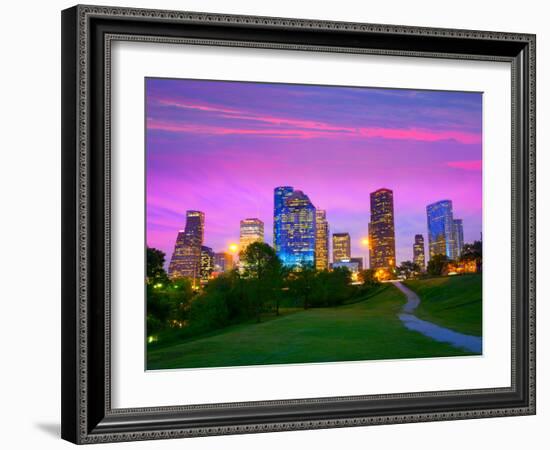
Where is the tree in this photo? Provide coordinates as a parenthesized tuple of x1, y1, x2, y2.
(290, 263, 317, 309)
(427, 254, 449, 276)
(461, 240, 482, 260)
(397, 261, 421, 279)
(167, 277, 194, 325)
(461, 240, 482, 272)
(240, 242, 283, 321)
(147, 247, 169, 284)
(322, 267, 352, 306)
(146, 276, 194, 333)
(358, 269, 378, 287)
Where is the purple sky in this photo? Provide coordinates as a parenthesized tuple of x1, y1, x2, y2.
(146, 78, 482, 267)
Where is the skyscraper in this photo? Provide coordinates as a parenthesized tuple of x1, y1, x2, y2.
(200, 246, 214, 283)
(369, 188, 396, 270)
(273, 186, 294, 252)
(315, 209, 329, 271)
(332, 233, 351, 263)
(453, 219, 464, 258)
(168, 210, 205, 283)
(426, 200, 458, 260)
(277, 190, 316, 268)
(239, 218, 264, 253)
(413, 234, 425, 270)
(214, 252, 233, 273)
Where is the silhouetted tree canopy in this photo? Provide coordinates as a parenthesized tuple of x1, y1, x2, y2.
(427, 254, 449, 276)
(147, 247, 168, 284)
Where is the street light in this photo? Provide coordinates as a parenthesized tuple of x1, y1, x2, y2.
(228, 243, 239, 267)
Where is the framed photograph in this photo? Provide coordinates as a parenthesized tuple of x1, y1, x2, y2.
(61, 5, 536, 444)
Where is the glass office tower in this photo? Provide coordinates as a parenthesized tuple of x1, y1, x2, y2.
(332, 233, 351, 263)
(168, 210, 205, 284)
(277, 190, 316, 268)
(315, 210, 329, 271)
(453, 218, 464, 258)
(200, 245, 214, 283)
(413, 234, 426, 270)
(368, 188, 396, 270)
(273, 186, 294, 252)
(426, 200, 458, 260)
(239, 218, 264, 253)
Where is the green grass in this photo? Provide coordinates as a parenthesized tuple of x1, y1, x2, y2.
(404, 274, 482, 337)
(147, 284, 472, 370)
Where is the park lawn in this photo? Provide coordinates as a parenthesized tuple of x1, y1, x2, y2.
(147, 284, 472, 370)
(404, 274, 482, 337)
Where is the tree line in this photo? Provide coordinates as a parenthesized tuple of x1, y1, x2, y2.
(147, 242, 380, 341)
(395, 240, 483, 279)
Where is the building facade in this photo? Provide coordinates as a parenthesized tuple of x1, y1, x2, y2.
(332, 259, 361, 274)
(368, 188, 396, 270)
(426, 200, 459, 260)
(350, 257, 364, 272)
(239, 218, 264, 254)
(332, 233, 351, 263)
(453, 218, 464, 258)
(413, 234, 425, 270)
(200, 246, 214, 283)
(168, 210, 205, 284)
(213, 252, 233, 273)
(277, 190, 316, 268)
(273, 186, 295, 252)
(315, 209, 329, 271)
(426, 200, 462, 260)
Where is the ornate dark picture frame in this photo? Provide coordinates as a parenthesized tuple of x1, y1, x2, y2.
(61, 4, 536, 444)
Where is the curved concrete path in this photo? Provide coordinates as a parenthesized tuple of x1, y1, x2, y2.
(391, 281, 482, 354)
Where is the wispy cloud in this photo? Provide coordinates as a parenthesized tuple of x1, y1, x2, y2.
(147, 118, 341, 139)
(446, 160, 482, 171)
(148, 113, 481, 144)
(157, 98, 350, 131)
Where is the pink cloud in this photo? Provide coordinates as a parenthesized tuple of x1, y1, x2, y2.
(148, 117, 481, 144)
(157, 99, 240, 115)
(153, 98, 481, 144)
(157, 98, 349, 132)
(446, 160, 483, 171)
(359, 128, 481, 145)
(146, 119, 341, 139)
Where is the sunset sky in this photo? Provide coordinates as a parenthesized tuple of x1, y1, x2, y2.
(146, 78, 482, 267)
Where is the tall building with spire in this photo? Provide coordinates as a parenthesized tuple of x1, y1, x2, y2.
(427, 200, 461, 260)
(277, 189, 316, 268)
(273, 186, 294, 252)
(315, 210, 329, 271)
(239, 218, 264, 253)
(369, 188, 396, 270)
(168, 210, 205, 284)
(413, 234, 425, 270)
(332, 233, 351, 263)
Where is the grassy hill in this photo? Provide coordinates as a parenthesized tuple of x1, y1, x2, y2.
(147, 284, 472, 370)
(404, 274, 482, 337)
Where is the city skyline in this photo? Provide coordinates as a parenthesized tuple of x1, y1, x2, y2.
(147, 78, 482, 266)
(165, 189, 472, 276)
